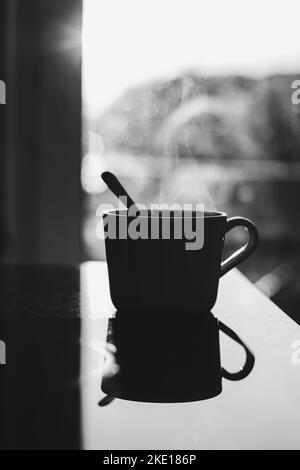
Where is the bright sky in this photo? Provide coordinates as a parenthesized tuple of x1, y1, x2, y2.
(82, 0, 300, 118)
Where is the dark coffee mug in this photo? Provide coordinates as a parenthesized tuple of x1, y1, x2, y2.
(100, 312, 255, 404)
(103, 210, 258, 314)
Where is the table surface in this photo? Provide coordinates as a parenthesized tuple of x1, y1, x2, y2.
(0, 262, 300, 450)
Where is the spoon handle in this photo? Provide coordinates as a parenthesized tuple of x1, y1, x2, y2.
(101, 172, 136, 208)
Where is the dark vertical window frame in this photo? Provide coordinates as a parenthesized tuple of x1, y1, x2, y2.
(2, 0, 82, 264)
(14, 0, 42, 263)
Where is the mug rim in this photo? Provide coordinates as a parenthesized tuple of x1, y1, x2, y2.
(103, 209, 227, 219)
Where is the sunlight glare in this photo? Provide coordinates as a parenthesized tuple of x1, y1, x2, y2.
(82, 0, 300, 118)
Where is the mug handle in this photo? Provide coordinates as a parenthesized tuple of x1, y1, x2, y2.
(221, 217, 258, 277)
(219, 321, 255, 381)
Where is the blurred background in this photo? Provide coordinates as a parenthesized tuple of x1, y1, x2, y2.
(1, 0, 300, 322)
(2, 1, 299, 451)
(81, 0, 300, 322)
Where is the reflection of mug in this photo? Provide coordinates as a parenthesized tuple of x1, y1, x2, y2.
(104, 210, 258, 314)
(101, 313, 255, 403)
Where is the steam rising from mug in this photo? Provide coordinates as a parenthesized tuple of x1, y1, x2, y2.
(156, 165, 216, 212)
